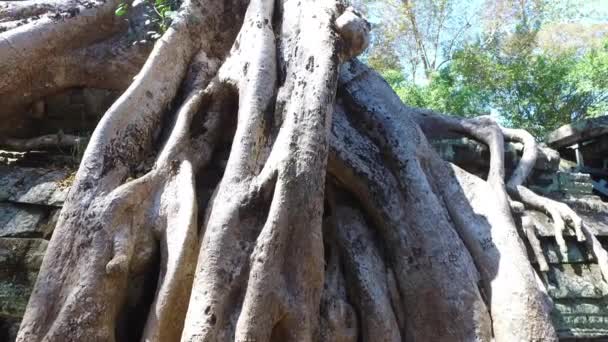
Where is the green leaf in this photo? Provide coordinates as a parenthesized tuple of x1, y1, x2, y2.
(115, 3, 128, 16)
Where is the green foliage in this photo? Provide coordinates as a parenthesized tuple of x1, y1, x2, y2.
(452, 40, 608, 137)
(153, 0, 179, 33)
(115, 3, 129, 17)
(379, 66, 491, 118)
(115, 0, 180, 35)
(357, 0, 477, 83)
(377, 38, 608, 138)
(368, 0, 608, 139)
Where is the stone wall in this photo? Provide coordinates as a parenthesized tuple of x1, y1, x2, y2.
(434, 138, 608, 339)
(0, 162, 73, 341)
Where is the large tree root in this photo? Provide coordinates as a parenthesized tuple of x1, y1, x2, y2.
(329, 200, 401, 342)
(404, 64, 608, 333)
(3, 0, 592, 341)
(503, 128, 608, 278)
(0, 0, 151, 137)
(411, 98, 608, 280)
(15, 0, 245, 340)
(333, 61, 555, 341)
(329, 103, 492, 341)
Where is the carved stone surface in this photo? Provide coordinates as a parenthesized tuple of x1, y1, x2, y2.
(548, 263, 608, 338)
(523, 168, 608, 338)
(0, 87, 111, 341)
(546, 116, 608, 201)
(558, 173, 595, 195)
(0, 238, 48, 342)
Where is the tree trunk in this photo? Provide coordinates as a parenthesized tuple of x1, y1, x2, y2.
(1, 0, 596, 340)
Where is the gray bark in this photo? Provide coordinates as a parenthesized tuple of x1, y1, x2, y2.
(0, 0, 599, 341)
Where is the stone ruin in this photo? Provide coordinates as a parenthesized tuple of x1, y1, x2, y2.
(433, 115, 608, 340)
(546, 116, 608, 199)
(0, 89, 607, 340)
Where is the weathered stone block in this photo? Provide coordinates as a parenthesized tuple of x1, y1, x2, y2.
(527, 196, 608, 237)
(0, 203, 56, 238)
(547, 263, 608, 300)
(0, 166, 70, 206)
(552, 298, 608, 339)
(546, 116, 608, 149)
(432, 138, 560, 179)
(541, 240, 608, 339)
(529, 210, 580, 237)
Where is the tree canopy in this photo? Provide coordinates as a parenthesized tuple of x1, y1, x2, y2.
(359, 0, 608, 137)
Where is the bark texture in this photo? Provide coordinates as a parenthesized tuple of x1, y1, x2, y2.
(0, 0, 603, 341)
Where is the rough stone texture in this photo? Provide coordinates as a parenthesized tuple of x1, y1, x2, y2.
(0, 203, 57, 238)
(433, 138, 562, 195)
(0, 238, 48, 342)
(546, 116, 608, 200)
(530, 207, 608, 238)
(0, 166, 71, 206)
(0, 154, 74, 341)
(525, 174, 608, 338)
(0, 239, 48, 315)
(547, 261, 608, 338)
(527, 167, 608, 339)
(0, 83, 120, 341)
(557, 173, 595, 196)
(525, 203, 608, 339)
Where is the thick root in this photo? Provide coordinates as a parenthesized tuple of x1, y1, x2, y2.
(522, 215, 550, 272)
(499, 126, 608, 281)
(183, 1, 347, 341)
(10, 0, 592, 340)
(336, 60, 557, 341)
(403, 64, 608, 334)
(318, 224, 358, 342)
(16, 0, 237, 339)
(329, 104, 491, 340)
(0, 0, 132, 119)
(330, 202, 402, 342)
